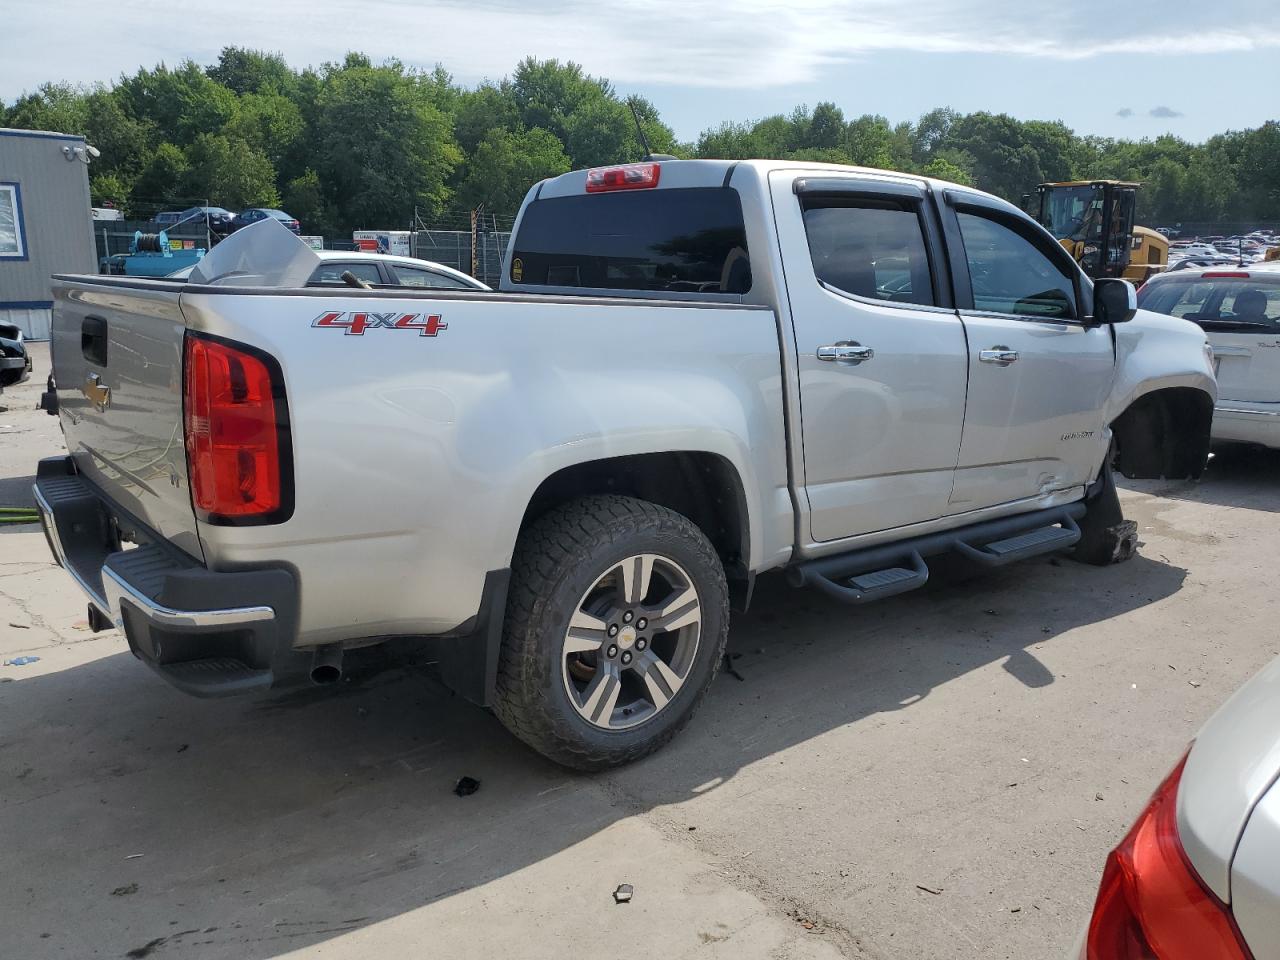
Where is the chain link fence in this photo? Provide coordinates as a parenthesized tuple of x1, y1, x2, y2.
(410, 229, 511, 287)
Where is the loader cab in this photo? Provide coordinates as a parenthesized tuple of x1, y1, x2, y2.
(1036, 181, 1143, 281)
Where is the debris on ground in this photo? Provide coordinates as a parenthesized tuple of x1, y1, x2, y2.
(1095, 792, 1104, 801)
(613, 883, 633, 904)
(1010, 906, 1022, 913)
(111, 883, 139, 896)
(453, 776, 481, 797)
(8, 622, 29, 629)
(176, 744, 189, 754)
(916, 884, 943, 895)
(125, 854, 144, 860)
(722, 652, 745, 682)
(3, 655, 40, 666)
(1189, 680, 1202, 688)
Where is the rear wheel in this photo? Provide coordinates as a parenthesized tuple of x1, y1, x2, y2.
(494, 496, 729, 770)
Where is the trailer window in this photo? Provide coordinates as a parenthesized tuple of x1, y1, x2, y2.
(0, 183, 26, 259)
(510, 188, 751, 294)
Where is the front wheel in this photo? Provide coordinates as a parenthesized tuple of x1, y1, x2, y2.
(493, 496, 729, 770)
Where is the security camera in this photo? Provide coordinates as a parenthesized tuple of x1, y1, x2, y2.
(85, 144, 101, 159)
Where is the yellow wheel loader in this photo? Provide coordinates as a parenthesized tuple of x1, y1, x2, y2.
(1034, 181, 1168, 284)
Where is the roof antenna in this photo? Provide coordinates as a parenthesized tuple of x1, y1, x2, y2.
(629, 99, 676, 162)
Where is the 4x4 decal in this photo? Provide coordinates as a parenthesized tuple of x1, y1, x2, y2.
(311, 311, 447, 337)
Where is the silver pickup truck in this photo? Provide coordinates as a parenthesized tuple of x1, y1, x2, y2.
(35, 159, 1216, 769)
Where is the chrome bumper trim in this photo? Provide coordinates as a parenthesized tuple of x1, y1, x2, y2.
(34, 482, 276, 632)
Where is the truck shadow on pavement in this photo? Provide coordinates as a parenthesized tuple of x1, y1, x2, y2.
(0, 550, 1185, 960)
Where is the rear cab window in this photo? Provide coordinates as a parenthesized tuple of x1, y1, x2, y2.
(508, 187, 751, 295)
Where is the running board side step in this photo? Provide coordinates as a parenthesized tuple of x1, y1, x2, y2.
(788, 503, 1086, 606)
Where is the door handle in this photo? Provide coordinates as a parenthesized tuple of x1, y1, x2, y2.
(979, 346, 1019, 365)
(817, 341, 874, 365)
(82, 315, 108, 366)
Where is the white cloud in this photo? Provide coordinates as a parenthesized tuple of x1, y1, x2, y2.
(4, 0, 1279, 96)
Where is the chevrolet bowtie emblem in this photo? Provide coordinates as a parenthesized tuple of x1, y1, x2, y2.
(82, 372, 111, 412)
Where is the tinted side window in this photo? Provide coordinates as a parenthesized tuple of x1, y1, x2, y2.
(510, 188, 750, 294)
(390, 265, 474, 289)
(957, 211, 1077, 320)
(801, 198, 935, 307)
(309, 262, 382, 285)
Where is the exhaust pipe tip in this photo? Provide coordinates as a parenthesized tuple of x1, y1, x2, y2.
(310, 643, 344, 685)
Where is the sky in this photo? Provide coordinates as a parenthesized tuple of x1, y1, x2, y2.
(4, 0, 1279, 143)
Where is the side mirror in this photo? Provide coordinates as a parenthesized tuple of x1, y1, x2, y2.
(1093, 277, 1137, 324)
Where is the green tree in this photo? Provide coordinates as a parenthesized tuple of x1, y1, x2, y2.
(4, 82, 89, 133)
(457, 127, 571, 213)
(223, 90, 304, 168)
(183, 134, 279, 209)
(314, 57, 460, 231)
(453, 82, 522, 155)
(116, 61, 239, 147)
(947, 112, 1045, 200)
(696, 121, 760, 159)
(130, 142, 191, 210)
(206, 47, 296, 96)
(845, 115, 897, 169)
(83, 87, 155, 186)
(282, 168, 331, 234)
(923, 155, 974, 186)
(89, 173, 133, 213)
(806, 102, 846, 150)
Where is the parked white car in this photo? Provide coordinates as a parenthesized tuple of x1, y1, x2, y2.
(1078, 653, 1280, 958)
(1170, 242, 1223, 259)
(1139, 264, 1280, 448)
(168, 250, 489, 290)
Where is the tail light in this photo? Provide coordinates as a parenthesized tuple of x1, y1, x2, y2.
(1085, 751, 1253, 959)
(585, 162, 661, 193)
(183, 333, 292, 524)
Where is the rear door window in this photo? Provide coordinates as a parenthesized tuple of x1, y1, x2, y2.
(510, 188, 751, 294)
(801, 197, 936, 307)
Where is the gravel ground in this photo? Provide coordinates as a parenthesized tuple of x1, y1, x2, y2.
(2, 342, 1276, 959)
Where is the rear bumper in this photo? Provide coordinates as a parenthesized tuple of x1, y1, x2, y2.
(0, 350, 30, 385)
(34, 456, 304, 697)
(1212, 401, 1280, 449)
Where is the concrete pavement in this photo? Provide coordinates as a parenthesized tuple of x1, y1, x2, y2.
(2, 342, 1277, 959)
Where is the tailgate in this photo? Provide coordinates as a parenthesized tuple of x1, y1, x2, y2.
(50, 278, 202, 560)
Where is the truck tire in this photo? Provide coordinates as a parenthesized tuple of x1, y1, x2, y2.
(494, 495, 730, 770)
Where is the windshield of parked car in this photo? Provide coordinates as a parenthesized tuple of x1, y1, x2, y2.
(1139, 277, 1280, 331)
